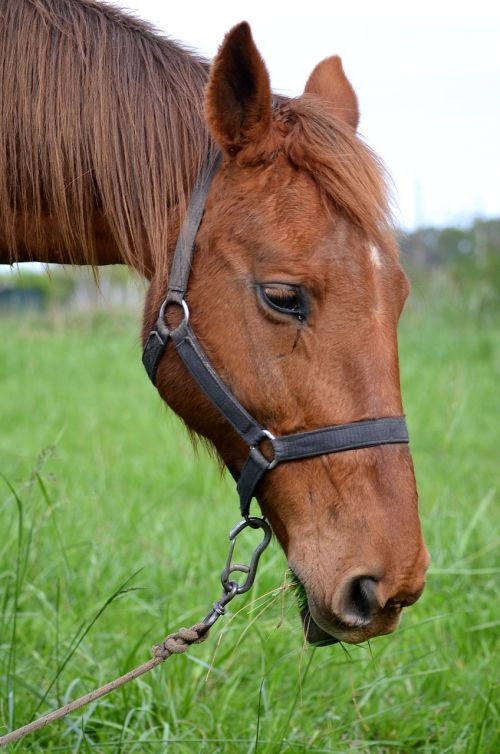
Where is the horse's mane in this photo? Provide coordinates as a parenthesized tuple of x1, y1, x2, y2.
(0, 0, 211, 274)
(0, 0, 392, 277)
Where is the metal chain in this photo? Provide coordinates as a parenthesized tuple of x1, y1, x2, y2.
(0, 517, 271, 748)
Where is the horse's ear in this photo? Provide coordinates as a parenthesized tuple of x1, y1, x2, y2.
(304, 56, 359, 129)
(206, 22, 272, 155)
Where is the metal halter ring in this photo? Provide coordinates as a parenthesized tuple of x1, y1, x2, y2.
(158, 298, 190, 331)
(261, 429, 278, 470)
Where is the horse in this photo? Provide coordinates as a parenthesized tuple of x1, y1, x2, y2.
(0, 0, 429, 645)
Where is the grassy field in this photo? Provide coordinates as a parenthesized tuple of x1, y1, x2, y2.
(0, 276, 498, 753)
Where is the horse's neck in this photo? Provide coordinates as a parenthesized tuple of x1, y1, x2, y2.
(0, 0, 209, 278)
(0, 209, 168, 278)
(1, 159, 196, 280)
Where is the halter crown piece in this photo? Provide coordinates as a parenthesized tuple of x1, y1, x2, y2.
(142, 155, 410, 519)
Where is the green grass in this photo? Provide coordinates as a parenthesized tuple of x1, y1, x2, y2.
(0, 280, 498, 753)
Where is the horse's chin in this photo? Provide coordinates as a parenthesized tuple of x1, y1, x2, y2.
(300, 606, 339, 646)
(288, 570, 339, 646)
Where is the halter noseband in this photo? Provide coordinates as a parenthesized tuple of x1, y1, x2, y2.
(142, 156, 409, 519)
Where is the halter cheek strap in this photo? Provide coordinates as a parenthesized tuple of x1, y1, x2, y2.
(142, 155, 409, 519)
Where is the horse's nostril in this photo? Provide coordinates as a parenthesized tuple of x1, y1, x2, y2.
(339, 576, 381, 626)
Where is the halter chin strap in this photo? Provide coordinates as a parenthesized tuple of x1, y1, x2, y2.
(142, 155, 409, 519)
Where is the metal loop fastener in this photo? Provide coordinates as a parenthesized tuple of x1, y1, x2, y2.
(220, 516, 272, 594)
(202, 517, 271, 629)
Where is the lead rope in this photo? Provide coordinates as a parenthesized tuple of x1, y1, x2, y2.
(0, 630, 205, 747)
(0, 517, 271, 748)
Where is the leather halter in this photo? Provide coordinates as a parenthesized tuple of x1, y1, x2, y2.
(142, 155, 409, 519)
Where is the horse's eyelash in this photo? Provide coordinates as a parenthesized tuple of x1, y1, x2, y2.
(263, 287, 298, 302)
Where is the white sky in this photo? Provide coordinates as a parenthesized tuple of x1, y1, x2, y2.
(106, 0, 500, 229)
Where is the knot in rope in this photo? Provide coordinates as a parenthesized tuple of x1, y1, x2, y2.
(152, 622, 209, 659)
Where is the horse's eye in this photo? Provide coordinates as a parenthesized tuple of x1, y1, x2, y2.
(259, 284, 308, 322)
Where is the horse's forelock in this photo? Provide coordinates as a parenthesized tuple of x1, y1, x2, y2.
(279, 97, 394, 252)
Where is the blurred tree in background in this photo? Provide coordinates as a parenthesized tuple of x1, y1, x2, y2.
(400, 217, 500, 314)
(0, 265, 142, 312)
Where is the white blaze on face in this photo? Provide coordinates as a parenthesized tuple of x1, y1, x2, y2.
(370, 243, 383, 269)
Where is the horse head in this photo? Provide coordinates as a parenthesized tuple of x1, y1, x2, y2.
(144, 22, 429, 644)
